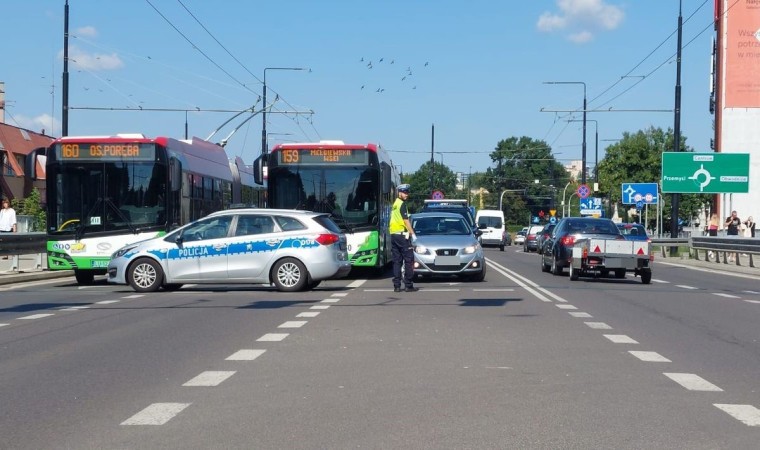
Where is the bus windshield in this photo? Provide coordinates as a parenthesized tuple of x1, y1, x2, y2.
(48, 160, 167, 236)
(268, 166, 378, 229)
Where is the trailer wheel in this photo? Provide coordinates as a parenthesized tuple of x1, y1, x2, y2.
(569, 263, 579, 281)
(640, 269, 652, 284)
(614, 269, 626, 279)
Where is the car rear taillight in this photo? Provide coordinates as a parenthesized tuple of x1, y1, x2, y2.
(527, 234, 535, 240)
(315, 234, 340, 245)
(560, 235, 575, 246)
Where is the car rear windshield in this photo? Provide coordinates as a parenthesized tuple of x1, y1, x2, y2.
(312, 215, 342, 233)
(566, 219, 619, 235)
(478, 216, 502, 228)
(618, 224, 647, 236)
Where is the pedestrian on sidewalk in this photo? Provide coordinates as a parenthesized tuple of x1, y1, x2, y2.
(725, 210, 741, 262)
(0, 197, 17, 259)
(743, 216, 756, 238)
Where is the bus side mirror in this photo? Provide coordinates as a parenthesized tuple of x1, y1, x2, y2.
(253, 155, 265, 185)
(381, 163, 392, 194)
(25, 147, 47, 180)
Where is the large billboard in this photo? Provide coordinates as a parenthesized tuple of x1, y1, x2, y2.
(724, 0, 760, 107)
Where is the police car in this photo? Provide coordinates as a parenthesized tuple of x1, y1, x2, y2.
(107, 208, 351, 292)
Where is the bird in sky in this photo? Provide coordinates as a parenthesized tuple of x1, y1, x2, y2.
(379, 58, 384, 62)
(425, 61, 429, 66)
(361, 85, 365, 90)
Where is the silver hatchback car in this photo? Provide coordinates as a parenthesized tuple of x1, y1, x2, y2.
(107, 208, 351, 292)
(410, 212, 486, 281)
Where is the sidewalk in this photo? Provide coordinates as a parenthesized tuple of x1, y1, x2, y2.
(0, 253, 74, 286)
(655, 252, 760, 277)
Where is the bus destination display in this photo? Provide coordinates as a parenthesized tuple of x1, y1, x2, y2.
(277, 148, 369, 165)
(56, 143, 156, 161)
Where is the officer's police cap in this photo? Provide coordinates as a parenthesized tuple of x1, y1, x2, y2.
(397, 184, 411, 193)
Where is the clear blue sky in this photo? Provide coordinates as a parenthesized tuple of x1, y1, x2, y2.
(3, 0, 715, 178)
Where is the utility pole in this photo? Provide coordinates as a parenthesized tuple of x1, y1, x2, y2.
(670, 0, 683, 255)
(429, 124, 435, 197)
(62, 0, 69, 137)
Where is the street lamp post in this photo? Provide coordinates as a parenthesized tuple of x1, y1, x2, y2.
(567, 119, 598, 183)
(561, 180, 574, 217)
(544, 81, 587, 185)
(262, 67, 306, 155)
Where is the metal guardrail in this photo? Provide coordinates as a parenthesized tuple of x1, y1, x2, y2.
(689, 236, 760, 268)
(0, 232, 47, 256)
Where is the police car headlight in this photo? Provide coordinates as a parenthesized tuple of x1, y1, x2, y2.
(112, 246, 137, 259)
(414, 245, 431, 255)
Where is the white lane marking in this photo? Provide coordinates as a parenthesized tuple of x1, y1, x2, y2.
(713, 404, 760, 426)
(279, 321, 307, 329)
(18, 313, 55, 320)
(297, 312, 320, 318)
(331, 293, 348, 297)
(59, 307, 84, 312)
(604, 334, 639, 344)
(629, 351, 670, 362)
(676, 285, 699, 290)
(569, 312, 593, 318)
(0, 323, 8, 328)
(651, 279, 669, 284)
(744, 300, 760, 304)
(664, 373, 723, 391)
(556, 304, 578, 310)
(321, 298, 341, 303)
(96, 300, 120, 304)
(122, 294, 143, 299)
(486, 259, 566, 302)
(743, 290, 760, 295)
(423, 289, 460, 292)
(68, 306, 91, 310)
(713, 293, 740, 298)
(585, 322, 612, 330)
(183, 371, 236, 387)
(121, 403, 190, 425)
(346, 279, 367, 288)
(226, 349, 266, 361)
(659, 261, 760, 281)
(473, 288, 515, 292)
(363, 289, 395, 292)
(310, 305, 331, 310)
(257, 333, 289, 342)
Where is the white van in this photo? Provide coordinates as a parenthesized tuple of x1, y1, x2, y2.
(475, 209, 508, 251)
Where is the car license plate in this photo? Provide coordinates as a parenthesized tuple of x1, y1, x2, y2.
(91, 260, 109, 268)
(434, 256, 459, 266)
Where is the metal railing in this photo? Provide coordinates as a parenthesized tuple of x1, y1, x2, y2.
(0, 233, 47, 271)
(689, 236, 760, 268)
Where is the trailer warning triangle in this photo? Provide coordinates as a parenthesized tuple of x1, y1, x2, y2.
(637, 247, 645, 255)
(594, 245, 602, 253)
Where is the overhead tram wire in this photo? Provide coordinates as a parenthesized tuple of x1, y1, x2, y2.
(175, 0, 320, 142)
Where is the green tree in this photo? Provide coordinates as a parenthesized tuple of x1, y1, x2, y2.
(597, 126, 710, 231)
(403, 161, 458, 212)
(9, 188, 46, 232)
(484, 136, 569, 225)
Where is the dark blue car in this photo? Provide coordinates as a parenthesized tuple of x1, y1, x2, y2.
(616, 223, 649, 241)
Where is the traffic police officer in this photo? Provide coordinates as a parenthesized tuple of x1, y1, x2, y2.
(389, 184, 418, 292)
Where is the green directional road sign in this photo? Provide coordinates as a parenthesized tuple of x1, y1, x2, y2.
(661, 152, 750, 193)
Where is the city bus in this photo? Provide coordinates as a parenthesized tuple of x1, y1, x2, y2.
(254, 141, 399, 270)
(43, 134, 262, 284)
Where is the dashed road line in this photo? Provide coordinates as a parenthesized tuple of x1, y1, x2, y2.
(556, 304, 578, 310)
(569, 312, 593, 318)
(473, 288, 515, 292)
(278, 321, 307, 329)
(321, 298, 341, 303)
(257, 333, 289, 342)
(183, 371, 236, 387)
(226, 349, 266, 361)
(121, 403, 191, 426)
(297, 311, 320, 318)
(331, 293, 348, 297)
(59, 306, 90, 311)
(628, 351, 670, 362)
(17, 313, 55, 320)
(744, 300, 760, 304)
(651, 279, 669, 284)
(713, 293, 740, 299)
(604, 334, 639, 344)
(310, 305, 331, 310)
(585, 322, 612, 329)
(96, 300, 120, 304)
(714, 404, 760, 426)
(346, 280, 367, 288)
(743, 290, 760, 295)
(122, 294, 143, 299)
(676, 285, 699, 290)
(664, 373, 722, 391)
(0, 323, 8, 328)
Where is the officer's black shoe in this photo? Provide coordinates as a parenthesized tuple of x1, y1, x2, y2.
(394, 287, 403, 292)
(404, 286, 419, 292)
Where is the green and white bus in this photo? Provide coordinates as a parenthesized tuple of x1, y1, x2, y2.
(43, 134, 262, 284)
(254, 141, 399, 270)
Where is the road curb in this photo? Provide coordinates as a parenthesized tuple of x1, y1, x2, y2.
(0, 270, 74, 286)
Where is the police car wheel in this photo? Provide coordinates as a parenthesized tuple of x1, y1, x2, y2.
(128, 258, 163, 293)
(272, 258, 308, 292)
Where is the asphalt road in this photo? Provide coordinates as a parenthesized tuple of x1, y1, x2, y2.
(1, 248, 759, 449)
